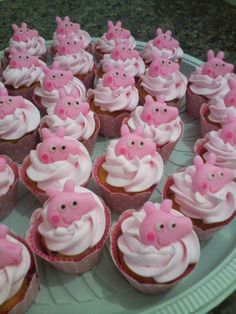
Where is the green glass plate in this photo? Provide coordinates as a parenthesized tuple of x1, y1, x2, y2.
(2, 41, 236, 314)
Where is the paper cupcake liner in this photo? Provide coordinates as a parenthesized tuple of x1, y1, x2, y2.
(26, 206, 111, 274)
(32, 94, 48, 117)
(194, 138, 207, 157)
(199, 102, 220, 137)
(110, 210, 194, 294)
(6, 83, 40, 104)
(80, 114, 100, 155)
(91, 43, 105, 64)
(185, 84, 208, 119)
(0, 127, 40, 163)
(0, 155, 19, 220)
(139, 93, 182, 108)
(75, 64, 96, 90)
(93, 155, 157, 214)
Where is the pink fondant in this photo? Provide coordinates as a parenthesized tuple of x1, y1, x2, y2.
(148, 55, 180, 77)
(199, 102, 220, 137)
(11, 22, 38, 42)
(56, 16, 81, 36)
(106, 21, 131, 40)
(153, 28, 179, 50)
(102, 63, 135, 90)
(224, 78, 236, 107)
(220, 114, 236, 145)
(0, 87, 25, 119)
(57, 34, 84, 56)
(111, 39, 139, 61)
(9, 47, 40, 69)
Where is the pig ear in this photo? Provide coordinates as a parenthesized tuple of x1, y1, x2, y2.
(46, 187, 58, 198)
(0, 224, 8, 238)
(0, 87, 8, 97)
(228, 78, 236, 89)
(11, 24, 18, 31)
(158, 95, 166, 103)
(21, 22, 27, 29)
(41, 128, 52, 139)
(0, 157, 7, 172)
(145, 95, 154, 105)
(143, 201, 156, 215)
(216, 51, 224, 60)
(107, 20, 114, 28)
(64, 179, 75, 192)
(207, 50, 215, 60)
(134, 127, 143, 136)
(226, 114, 236, 124)
(116, 21, 122, 27)
(51, 61, 60, 69)
(58, 87, 67, 98)
(114, 38, 122, 46)
(20, 47, 28, 53)
(166, 30, 172, 36)
(156, 28, 162, 35)
(120, 124, 130, 136)
(103, 62, 114, 72)
(56, 16, 62, 24)
(9, 47, 18, 56)
(207, 152, 216, 165)
(69, 87, 79, 98)
(194, 155, 204, 169)
(55, 127, 65, 137)
(57, 34, 64, 42)
(160, 199, 172, 213)
(64, 16, 70, 22)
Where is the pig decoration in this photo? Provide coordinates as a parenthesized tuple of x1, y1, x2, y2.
(148, 55, 180, 77)
(224, 78, 236, 108)
(220, 115, 236, 146)
(106, 21, 131, 41)
(9, 47, 40, 69)
(57, 34, 84, 56)
(11, 22, 38, 42)
(153, 28, 179, 50)
(0, 87, 25, 119)
(111, 39, 139, 61)
(55, 16, 81, 36)
(102, 64, 135, 90)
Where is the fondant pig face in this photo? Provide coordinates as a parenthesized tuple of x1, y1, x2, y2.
(224, 78, 236, 108)
(106, 21, 131, 40)
(46, 180, 95, 228)
(54, 87, 89, 120)
(148, 56, 179, 77)
(56, 16, 80, 36)
(57, 35, 84, 55)
(111, 39, 139, 61)
(38, 128, 80, 163)
(141, 95, 178, 126)
(220, 115, 236, 146)
(153, 28, 179, 50)
(139, 200, 192, 249)
(0, 224, 23, 269)
(202, 50, 234, 79)
(115, 125, 156, 160)
(11, 22, 38, 42)
(0, 87, 25, 119)
(103, 63, 135, 90)
(9, 47, 40, 69)
(192, 153, 234, 195)
(42, 62, 73, 92)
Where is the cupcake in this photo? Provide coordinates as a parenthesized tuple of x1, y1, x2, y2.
(50, 16, 92, 57)
(0, 155, 18, 220)
(93, 21, 136, 64)
(27, 179, 110, 274)
(0, 87, 40, 162)
(123, 95, 183, 163)
(20, 127, 92, 204)
(33, 61, 86, 116)
(93, 125, 164, 213)
(88, 63, 139, 137)
(2, 47, 45, 102)
(186, 50, 235, 118)
(200, 77, 236, 136)
(163, 153, 236, 240)
(195, 115, 236, 177)
(97, 39, 145, 79)
(0, 224, 38, 313)
(40, 87, 100, 155)
(110, 200, 200, 294)
(1, 22, 47, 69)
(140, 28, 183, 66)
(53, 34, 96, 90)
(137, 55, 187, 107)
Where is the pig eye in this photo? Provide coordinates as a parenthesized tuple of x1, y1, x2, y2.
(121, 46, 125, 51)
(208, 173, 215, 180)
(0, 101, 3, 105)
(75, 101, 80, 106)
(114, 71, 119, 77)
(169, 223, 176, 230)
(215, 63, 218, 67)
(59, 204, 66, 211)
(25, 55, 29, 59)
(73, 41, 77, 45)
(66, 41, 70, 45)
(163, 108, 167, 113)
(67, 101, 71, 106)
(153, 107, 159, 113)
(8, 98, 12, 102)
(19, 30, 23, 33)
(26, 29, 29, 32)
(51, 74, 56, 79)
(60, 73, 64, 77)
(128, 48, 131, 51)
(65, 23, 68, 27)
(169, 37, 173, 40)
(18, 55, 22, 59)
(163, 35, 167, 39)
(114, 28, 118, 32)
(50, 145, 57, 152)
(128, 140, 135, 147)
(71, 201, 78, 208)
(160, 60, 165, 65)
(156, 223, 164, 232)
(120, 28, 123, 32)
(122, 73, 127, 78)
(222, 63, 225, 67)
(168, 61, 172, 65)
(220, 172, 224, 177)
(70, 23, 73, 26)
(60, 145, 66, 151)
(138, 141, 144, 148)
(80, 36, 83, 40)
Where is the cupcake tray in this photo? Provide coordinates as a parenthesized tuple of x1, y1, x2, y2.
(2, 40, 236, 314)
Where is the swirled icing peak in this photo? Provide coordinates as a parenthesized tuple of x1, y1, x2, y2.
(42, 61, 73, 92)
(192, 153, 234, 195)
(111, 39, 139, 61)
(219, 114, 236, 145)
(148, 55, 180, 77)
(38, 127, 82, 163)
(153, 28, 179, 50)
(106, 20, 131, 40)
(115, 125, 156, 160)
(9, 47, 40, 69)
(103, 63, 135, 90)
(0, 87, 26, 119)
(141, 95, 178, 126)
(55, 16, 81, 36)
(140, 200, 193, 249)
(57, 34, 84, 55)
(201, 50, 234, 79)
(46, 179, 96, 228)
(0, 157, 7, 172)
(11, 22, 38, 42)
(0, 225, 23, 269)
(54, 87, 89, 120)
(224, 78, 236, 107)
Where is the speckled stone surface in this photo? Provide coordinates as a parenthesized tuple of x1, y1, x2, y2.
(0, 0, 236, 313)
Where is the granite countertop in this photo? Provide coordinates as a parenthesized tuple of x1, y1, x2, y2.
(0, 0, 236, 313)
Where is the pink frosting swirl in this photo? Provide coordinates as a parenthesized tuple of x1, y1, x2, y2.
(26, 138, 92, 191)
(118, 205, 200, 283)
(102, 140, 163, 192)
(170, 165, 236, 224)
(95, 34, 136, 54)
(208, 98, 236, 123)
(38, 186, 106, 256)
(0, 235, 30, 306)
(140, 70, 187, 101)
(0, 99, 40, 140)
(8, 36, 46, 57)
(88, 79, 139, 112)
(52, 30, 91, 50)
(127, 106, 182, 145)
(0, 164, 14, 197)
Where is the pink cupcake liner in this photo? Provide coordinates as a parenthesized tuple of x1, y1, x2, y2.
(80, 114, 100, 155)
(6, 83, 40, 104)
(138, 90, 182, 108)
(194, 137, 207, 157)
(200, 102, 220, 137)
(26, 206, 111, 274)
(0, 127, 40, 163)
(0, 155, 19, 220)
(185, 84, 208, 119)
(32, 94, 48, 117)
(76, 64, 96, 90)
(110, 210, 195, 294)
(93, 155, 157, 214)
(91, 43, 104, 64)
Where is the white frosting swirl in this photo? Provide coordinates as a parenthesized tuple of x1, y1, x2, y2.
(118, 206, 200, 283)
(95, 34, 136, 54)
(140, 70, 187, 101)
(0, 99, 40, 140)
(170, 165, 236, 224)
(208, 98, 236, 124)
(8, 36, 47, 57)
(0, 164, 15, 197)
(38, 186, 106, 256)
(102, 140, 164, 192)
(0, 235, 30, 306)
(88, 79, 139, 112)
(52, 30, 91, 50)
(127, 106, 182, 145)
